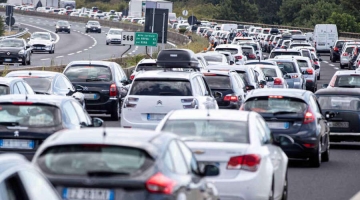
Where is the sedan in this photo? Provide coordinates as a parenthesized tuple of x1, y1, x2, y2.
(85, 20, 101, 33)
(27, 32, 55, 54)
(0, 77, 35, 95)
(258, 65, 290, 88)
(55, 20, 71, 33)
(0, 38, 31, 65)
(32, 128, 219, 200)
(242, 88, 330, 167)
(197, 52, 228, 65)
(156, 109, 289, 200)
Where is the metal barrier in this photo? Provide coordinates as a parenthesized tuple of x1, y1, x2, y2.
(0, 27, 28, 39)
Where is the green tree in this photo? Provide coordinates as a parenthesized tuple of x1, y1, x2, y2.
(340, 0, 360, 20)
(255, 0, 282, 24)
(327, 12, 360, 32)
(216, 0, 258, 22)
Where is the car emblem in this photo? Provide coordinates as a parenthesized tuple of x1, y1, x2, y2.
(157, 100, 162, 105)
(83, 86, 88, 91)
(14, 131, 19, 137)
(6, 52, 10, 55)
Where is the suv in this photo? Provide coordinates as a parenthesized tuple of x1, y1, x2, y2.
(85, 20, 101, 33)
(330, 40, 354, 62)
(121, 49, 218, 130)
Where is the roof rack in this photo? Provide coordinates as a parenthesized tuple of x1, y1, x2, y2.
(156, 49, 201, 71)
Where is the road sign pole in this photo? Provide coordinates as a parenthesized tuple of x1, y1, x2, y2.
(162, 13, 165, 50)
(150, 7, 155, 56)
(8, 16, 11, 33)
(191, 12, 193, 27)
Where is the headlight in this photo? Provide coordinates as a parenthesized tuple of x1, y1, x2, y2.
(18, 50, 25, 54)
(56, 25, 59, 28)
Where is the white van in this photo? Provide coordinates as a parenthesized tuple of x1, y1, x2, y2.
(312, 24, 338, 52)
(220, 24, 237, 32)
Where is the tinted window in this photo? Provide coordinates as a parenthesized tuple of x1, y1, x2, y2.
(297, 60, 309, 68)
(64, 65, 113, 82)
(261, 68, 277, 77)
(243, 96, 307, 113)
(0, 173, 28, 200)
(318, 95, 360, 111)
(130, 79, 192, 96)
(336, 41, 345, 48)
(136, 63, 158, 71)
(242, 47, 254, 54)
(334, 75, 360, 87)
(168, 140, 188, 174)
(270, 51, 301, 58)
(204, 75, 231, 89)
(346, 47, 354, 53)
(23, 78, 52, 93)
(19, 170, 60, 199)
(177, 141, 199, 174)
(276, 62, 297, 73)
(203, 55, 224, 62)
(0, 85, 9, 95)
(37, 145, 153, 175)
(0, 39, 24, 47)
(239, 43, 258, 51)
(215, 48, 238, 54)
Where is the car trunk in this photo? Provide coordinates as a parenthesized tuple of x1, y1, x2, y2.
(212, 89, 234, 106)
(73, 82, 113, 104)
(260, 112, 305, 134)
(322, 110, 360, 132)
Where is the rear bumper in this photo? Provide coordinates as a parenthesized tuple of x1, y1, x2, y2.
(86, 98, 118, 114)
(86, 28, 101, 32)
(278, 135, 318, 159)
(218, 102, 241, 110)
(332, 51, 340, 60)
(330, 132, 360, 142)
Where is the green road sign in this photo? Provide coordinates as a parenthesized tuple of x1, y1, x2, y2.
(135, 32, 158, 47)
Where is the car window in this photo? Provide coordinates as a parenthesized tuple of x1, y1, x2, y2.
(64, 65, 113, 82)
(164, 150, 175, 172)
(276, 62, 297, 73)
(130, 79, 192, 96)
(0, 85, 10, 95)
(13, 84, 20, 94)
(71, 101, 91, 125)
(115, 64, 127, 81)
(62, 75, 75, 91)
(168, 140, 188, 174)
(15, 82, 27, 94)
(63, 101, 80, 125)
(54, 76, 66, 90)
(0, 173, 28, 200)
(244, 96, 308, 113)
(196, 76, 208, 96)
(270, 51, 301, 58)
(204, 75, 231, 89)
(23, 82, 34, 94)
(177, 140, 200, 175)
(22, 77, 52, 93)
(297, 60, 310, 68)
(19, 170, 59, 200)
(237, 71, 250, 85)
(335, 75, 360, 87)
(262, 68, 277, 77)
(234, 74, 245, 88)
(257, 116, 271, 144)
(191, 77, 202, 96)
(215, 48, 238, 54)
(309, 95, 321, 114)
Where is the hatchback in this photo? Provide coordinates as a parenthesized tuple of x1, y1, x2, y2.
(0, 77, 34, 95)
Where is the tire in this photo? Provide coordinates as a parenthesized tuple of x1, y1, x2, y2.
(98, 30, 101, 33)
(322, 134, 330, 162)
(26, 54, 31, 65)
(55, 31, 58, 33)
(281, 171, 288, 200)
(309, 140, 321, 168)
(22, 58, 26, 66)
(68, 31, 70, 34)
(331, 55, 336, 63)
(110, 101, 120, 120)
(340, 63, 345, 69)
(85, 29, 88, 33)
(0, 62, 3, 65)
(106, 42, 109, 45)
(317, 74, 320, 80)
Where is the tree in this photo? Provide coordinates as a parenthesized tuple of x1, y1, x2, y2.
(327, 12, 360, 32)
(255, 0, 282, 24)
(216, 0, 259, 22)
(340, 0, 360, 20)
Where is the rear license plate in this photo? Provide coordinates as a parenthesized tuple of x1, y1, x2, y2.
(147, 113, 166, 121)
(93, 28, 96, 30)
(4, 59, 11, 62)
(267, 122, 289, 129)
(0, 139, 34, 149)
(84, 93, 98, 100)
(63, 188, 114, 200)
(318, 43, 325, 46)
(328, 122, 349, 128)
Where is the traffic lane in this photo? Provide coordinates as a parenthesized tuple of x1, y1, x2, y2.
(316, 52, 338, 89)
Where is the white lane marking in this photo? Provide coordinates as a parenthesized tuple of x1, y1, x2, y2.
(329, 64, 334, 66)
(89, 47, 93, 49)
(56, 56, 64, 58)
(20, 23, 60, 43)
(128, 52, 132, 55)
(68, 53, 74, 55)
(41, 58, 50, 60)
(323, 61, 328, 63)
(350, 190, 360, 200)
(167, 41, 177, 48)
(84, 49, 88, 51)
(76, 51, 82, 53)
(334, 67, 339, 70)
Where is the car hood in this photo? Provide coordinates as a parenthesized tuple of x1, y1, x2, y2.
(29, 39, 52, 45)
(0, 47, 24, 52)
(107, 35, 122, 39)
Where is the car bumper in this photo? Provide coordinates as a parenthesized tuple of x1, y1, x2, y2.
(330, 132, 360, 142)
(56, 28, 70, 32)
(120, 115, 158, 130)
(0, 55, 26, 63)
(341, 57, 350, 65)
(0, 150, 35, 160)
(274, 133, 318, 159)
(107, 39, 122, 44)
(219, 103, 241, 110)
(85, 98, 117, 114)
(87, 28, 101, 32)
(31, 46, 52, 51)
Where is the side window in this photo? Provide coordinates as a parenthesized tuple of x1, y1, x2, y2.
(177, 140, 200, 175)
(71, 101, 91, 125)
(163, 150, 174, 172)
(23, 82, 34, 94)
(191, 77, 202, 96)
(196, 76, 207, 96)
(55, 76, 66, 90)
(114, 64, 126, 81)
(63, 101, 80, 125)
(257, 116, 271, 144)
(16, 82, 27, 94)
(18, 170, 59, 200)
(0, 173, 28, 200)
(235, 74, 245, 88)
(310, 95, 321, 114)
(255, 118, 267, 145)
(168, 140, 188, 174)
(254, 70, 260, 82)
(201, 77, 212, 96)
(63, 75, 74, 91)
(13, 84, 20, 94)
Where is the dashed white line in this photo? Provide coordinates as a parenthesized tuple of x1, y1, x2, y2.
(84, 49, 88, 51)
(334, 67, 339, 70)
(68, 53, 74, 55)
(323, 61, 328, 63)
(41, 58, 50, 60)
(76, 51, 82, 53)
(329, 64, 334, 66)
(56, 56, 64, 58)
(89, 47, 93, 49)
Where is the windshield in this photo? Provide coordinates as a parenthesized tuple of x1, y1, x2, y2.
(109, 30, 122, 35)
(242, 47, 254, 54)
(204, 75, 231, 89)
(23, 77, 52, 93)
(130, 79, 192, 96)
(64, 65, 112, 82)
(88, 22, 99, 25)
(215, 48, 238, 54)
(0, 40, 24, 48)
(243, 96, 307, 113)
(270, 51, 301, 58)
(261, 68, 278, 77)
(334, 75, 360, 87)
(162, 120, 249, 143)
(346, 47, 354, 53)
(136, 63, 158, 71)
(318, 96, 360, 111)
(203, 55, 224, 62)
(291, 43, 311, 48)
(276, 62, 297, 73)
(57, 21, 69, 26)
(37, 145, 153, 175)
(239, 43, 258, 51)
(0, 104, 61, 127)
(31, 33, 50, 40)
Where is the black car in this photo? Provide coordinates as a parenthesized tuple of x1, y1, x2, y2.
(55, 20, 71, 33)
(242, 88, 330, 167)
(63, 61, 130, 120)
(5, 70, 85, 107)
(0, 77, 35, 95)
(32, 128, 219, 200)
(316, 88, 360, 142)
(0, 38, 31, 65)
(0, 95, 103, 160)
(203, 70, 246, 109)
(85, 20, 101, 33)
(330, 40, 353, 62)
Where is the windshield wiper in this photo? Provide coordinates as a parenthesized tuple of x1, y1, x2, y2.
(86, 78, 108, 82)
(0, 122, 20, 126)
(86, 170, 130, 177)
(272, 111, 298, 115)
(337, 85, 356, 88)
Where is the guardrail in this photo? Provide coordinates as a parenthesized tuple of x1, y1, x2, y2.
(0, 8, 190, 45)
(0, 27, 28, 39)
(202, 18, 360, 39)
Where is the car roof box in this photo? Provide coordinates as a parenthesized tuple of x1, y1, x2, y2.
(156, 49, 200, 70)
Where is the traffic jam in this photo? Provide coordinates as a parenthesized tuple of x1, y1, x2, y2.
(0, 22, 359, 200)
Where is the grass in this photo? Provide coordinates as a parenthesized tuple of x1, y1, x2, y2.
(179, 34, 209, 53)
(3, 31, 18, 36)
(19, 32, 31, 40)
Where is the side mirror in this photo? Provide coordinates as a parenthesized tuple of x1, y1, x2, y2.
(230, 60, 234, 65)
(121, 79, 131, 85)
(301, 71, 306, 75)
(324, 111, 335, 119)
(322, 84, 329, 88)
(319, 58, 323, 61)
(272, 133, 295, 147)
(26, 45, 30, 49)
(246, 85, 255, 91)
(213, 91, 222, 98)
(283, 74, 291, 79)
(315, 65, 320, 70)
(201, 164, 219, 177)
(92, 117, 104, 127)
(259, 80, 267, 85)
(75, 85, 84, 92)
(265, 76, 274, 81)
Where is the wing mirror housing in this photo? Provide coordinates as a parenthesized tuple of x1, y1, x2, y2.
(25, 45, 30, 49)
(92, 117, 104, 127)
(265, 76, 274, 81)
(246, 85, 255, 91)
(75, 85, 84, 92)
(315, 65, 320, 70)
(229, 60, 234, 65)
(272, 133, 295, 147)
(201, 164, 219, 177)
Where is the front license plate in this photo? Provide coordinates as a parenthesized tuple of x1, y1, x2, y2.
(36, 47, 44, 50)
(0, 139, 34, 149)
(84, 93, 98, 100)
(4, 59, 11, 62)
(267, 122, 289, 129)
(63, 188, 114, 200)
(328, 122, 349, 128)
(93, 28, 96, 30)
(147, 113, 166, 121)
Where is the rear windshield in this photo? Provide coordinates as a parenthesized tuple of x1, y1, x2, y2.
(23, 78, 52, 93)
(64, 65, 113, 82)
(297, 60, 309, 68)
(203, 55, 224, 62)
(263, 30, 270, 34)
(130, 79, 192, 96)
(136, 63, 158, 71)
(335, 41, 347, 48)
(241, 47, 253, 54)
(346, 47, 354, 53)
(215, 48, 238, 54)
(0, 85, 9, 95)
(261, 68, 278, 77)
(243, 96, 307, 113)
(162, 120, 249, 143)
(204, 75, 231, 89)
(270, 51, 301, 58)
(0, 104, 61, 127)
(318, 96, 360, 111)
(37, 145, 153, 175)
(290, 43, 311, 48)
(334, 75, 360, 88)
(276, 62, 297, 73)
(237, 71, 250, 85)
(302, 51, 310, 58)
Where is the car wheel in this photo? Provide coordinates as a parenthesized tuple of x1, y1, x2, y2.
(322, 134, 330, 162)
(106, 42, 109, 45)
(317, 74, 320, 80)
(26, 54, 31, 65)
(85, 30, 88, 33)
(110, 100, 120, 120)
(68, 30, 71, 34)
(340, 63, 345, 69)
(22, 58, 26, 66)
(98, 30, 101, 33)
(281, 172, 288, 200)
(331, 56, 336, 63)
(309, 140, 321, 168)
(55, 31, 58, 33)
(0, 62, 3, 65)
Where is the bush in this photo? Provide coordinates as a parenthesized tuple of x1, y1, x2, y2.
(179, 34, 209, 53)
(179, 28, 187, 34)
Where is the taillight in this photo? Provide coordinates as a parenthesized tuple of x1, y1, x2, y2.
(12, 102, 33, 105)
(146, 173, 176, 194)
(281, 46, 285, 49)
(130, 74, 135, 80)
(274, 78, 283, 85)
(291, 75, 298, 78)
(109, 83, 117, 97)
(249, 54, 256, 59)
(181, 98, 198, 109)
(306, 68, 313, 75)
(303, 107, 315, 124)
(224, 95, 239, 102)
(124, 97, 138, 108)
(303, 143, 316, 148)
(334, 47, 339, 52)
(235, 55, 243, 60)
(227, 154, 261, 172)
(343, 52, 349, 56)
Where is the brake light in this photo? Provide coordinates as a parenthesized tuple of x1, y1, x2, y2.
(224, 95, 238, 102)
(227, 154, 261, 172)
(249, 54, 256, 59)
(291, 75, 298, 78)
(273, 78, 283, 85)
(334, 47, 339, 52)
(109, 84, 117, 97)
(303, 107, 315, 124)
(203, 73, 217, 76)
(146, 173, 176, 194)
(303, 143, 316, 148)
(124, 97, 138, 108)
(306, 68, 313, 75)
(12, 102, 33, 105)
(130, 74, 135, 80)
(269, 95, 283, 98)
(343, 52, 349, 56)
(235, 55, 243, 60)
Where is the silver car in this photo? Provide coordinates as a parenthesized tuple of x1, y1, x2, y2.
(259, 65, 289, 88)
(27, 32, 55, 54)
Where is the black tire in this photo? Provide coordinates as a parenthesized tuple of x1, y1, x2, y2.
(322, 134, 330, 162)
(309, 140, 321, 168)
(317, 74, 320, 80)
(85, 29, 88, 33)
(98, 30, 101, 33)
(106, 42, 109, 45)
(110, 101, 120, 120)
(68, 31, 71, 34)
(269, 178, 275, 200)
(22, 59, 26, 66)
(340, 63, 345, 69)
(281, 171, 288, 200)
(0, 62, 3, 65)
(331, 56, 336, 63)
(55, 31, 58, 33)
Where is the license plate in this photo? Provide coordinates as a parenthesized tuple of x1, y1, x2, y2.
(4, 59, 11, 62)
(63, 188, 114, 200)
(84, 93, 98, 100)
(318, 43, 325, 46)
(147, 113, 166, 121)
(267, 122, 289, 129)
(328, 122, 349, 128)
(36, 47, 44, 49)
(93, 28, 96, 30)
(0, 139, 34, 149)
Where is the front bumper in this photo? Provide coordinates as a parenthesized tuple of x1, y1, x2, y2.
(0, 55, 26, 63)
(107, 39, 122, 44)
(56, 28, 70, 32)
(86, 27, 101, 32)
(85, 97, 117, 114)
(31, 45, 52, 52)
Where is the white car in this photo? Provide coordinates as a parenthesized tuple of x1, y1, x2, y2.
(215, 44, 247, 64)
(27, 32, 55, 54)
(156, 109, 289, 200)
(232, 36, 255, 44)
(129, 58, 157, 80)
(121, 49, 218, 130)
(196, 52, 228, 65)
(106, 28, 123, 45)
